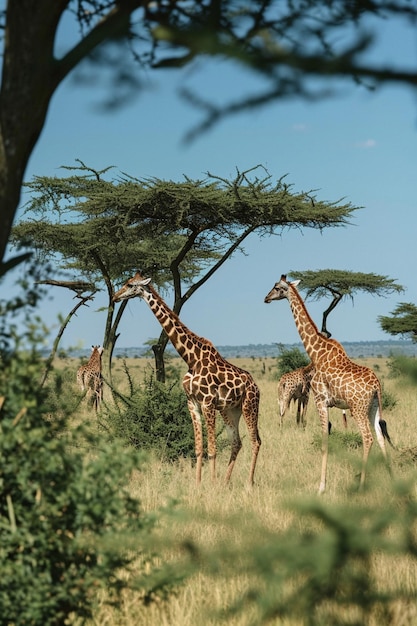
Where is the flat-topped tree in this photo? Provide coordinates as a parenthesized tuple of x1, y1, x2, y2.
(378, 303, 417, 343)
(13, 164, 357, 381)
(288, 269, 404, 338)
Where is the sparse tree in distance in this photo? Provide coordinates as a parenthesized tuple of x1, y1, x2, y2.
(288, 269, 404, 338)
(13, 164, 357, 381)
(2, 1, 417, 270)
(378, 302, 417, 342)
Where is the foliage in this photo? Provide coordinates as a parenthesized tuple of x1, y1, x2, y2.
(288, 269, 404, 337)
(13, 163, 356, 381)
(2, 1, 417, 266)
(103, 368, 198, 463)
(274, 344, 310, 378)
(312, 428, 363, 452)
(289, 269, 404, 301)
(148, 1, 417, 140)
(0, 315, 184, 625)
(194, 483, 417, 626)
(378, 302, 417, 343)
(387, 353, 417, 384)
(381, 386, 397, 412)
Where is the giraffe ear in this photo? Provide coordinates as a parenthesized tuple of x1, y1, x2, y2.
(290, 280, 301, 287)
(131, 276, 151, 287)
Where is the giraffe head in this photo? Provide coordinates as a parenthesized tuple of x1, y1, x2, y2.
(264, 274, 300, 303)
(91, 345, 104, 356)
(113, 272, 152, 303)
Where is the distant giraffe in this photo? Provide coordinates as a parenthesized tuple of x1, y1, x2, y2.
(77, 345, 103, 411)
(113, 272, 261, 486)
(278, 363, 348, 431)
(278, 363, 314, 427)
(265, 275, 394, 494)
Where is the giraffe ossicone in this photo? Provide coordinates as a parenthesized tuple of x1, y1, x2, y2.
(113, 271, 261, 486)
(265, 274, 394, 494)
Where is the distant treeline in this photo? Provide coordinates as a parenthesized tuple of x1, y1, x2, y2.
(58, 341, 417, 360)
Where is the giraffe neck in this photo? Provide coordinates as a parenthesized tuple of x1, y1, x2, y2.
(89, 352, 102, 369)
(288, 283, 328, 362)
(142, 286, 200, 366)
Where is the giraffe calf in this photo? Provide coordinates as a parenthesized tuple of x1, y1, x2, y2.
(278, 363, 314, 427)
(77, 345, 104, 412)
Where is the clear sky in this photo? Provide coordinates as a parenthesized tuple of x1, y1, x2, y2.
(10, 13, 417, 350)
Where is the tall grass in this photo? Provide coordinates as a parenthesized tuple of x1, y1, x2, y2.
(67, 356, 417, 625)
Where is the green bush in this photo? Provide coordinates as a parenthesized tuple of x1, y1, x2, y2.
(274, 344, 310, 379)
(104, 370, 197, 462)
(388, 353, 417, 384)
(104, 368, 230, 464)
(0, 323, 184, 624)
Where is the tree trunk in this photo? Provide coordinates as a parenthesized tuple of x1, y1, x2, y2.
(0, 1, 67, 265)
(152, 333, 170, 383)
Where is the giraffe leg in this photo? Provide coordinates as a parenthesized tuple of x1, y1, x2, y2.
(240, 388, 261, 486)
(278, 393, 285, 427)
(221, 407, 242, 484)
(77, 369, 85, 392)
(300, 396, 308, 428)
(357, 420, 373, 490)
(187, 398, 204, 485)
(203, 406, 217, 482)
(315, 401, 330, 495)
(296, 399, 302, 426)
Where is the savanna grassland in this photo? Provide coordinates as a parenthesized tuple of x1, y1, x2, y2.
(65, 355, 417, 626)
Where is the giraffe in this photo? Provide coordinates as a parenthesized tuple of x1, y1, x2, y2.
(278, 363, 314, 428)
(113, 272, 261, 486)
(278, 363, 348, 431)
(265, 275, 393, 494)
(77, 345, 104, 412)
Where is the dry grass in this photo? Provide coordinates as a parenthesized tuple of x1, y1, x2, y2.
(62, 355, 417, 625)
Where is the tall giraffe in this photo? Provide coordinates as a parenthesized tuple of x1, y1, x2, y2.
(265, 275, 393, 493)
(278, 363, 314, 427)
(113, 272, 261, 486)
(77, 345, 104, 412)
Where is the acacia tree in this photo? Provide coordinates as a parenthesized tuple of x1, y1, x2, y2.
(288, 269, 404, 337)
(1, 1, 417, 270)
(378, 303, 417, 342)
(13, 164, 358, 380)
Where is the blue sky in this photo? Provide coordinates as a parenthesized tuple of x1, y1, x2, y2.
(10, 13, 417, 350)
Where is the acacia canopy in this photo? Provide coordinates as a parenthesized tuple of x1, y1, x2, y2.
(13, 164, 357, 378)
(288, 269, 404, 337)
(378, 303, 417, 342)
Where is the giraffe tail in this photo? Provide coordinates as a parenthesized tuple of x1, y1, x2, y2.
(375, 386, 396, 450)
(379, 419, 396, 450)
(375, 385, 397, 450)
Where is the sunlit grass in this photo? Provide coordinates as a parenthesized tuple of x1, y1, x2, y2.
(61, 355, 417, 625)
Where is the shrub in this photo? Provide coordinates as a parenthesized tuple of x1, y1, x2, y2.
(274, 344, 310, 379)
(388, 354, 417, 384)
(104, 368, 230, 464)
(104, 370, 197, 462)
(0, 323, 184, 625)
